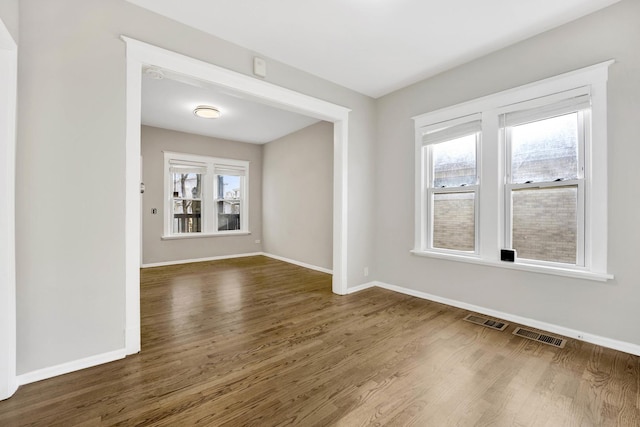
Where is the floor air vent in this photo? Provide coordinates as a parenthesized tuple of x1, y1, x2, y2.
(513, 327, 566, 348)
(463, 314, 508, 331)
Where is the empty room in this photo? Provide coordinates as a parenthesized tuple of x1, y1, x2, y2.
(1, 0, 639, 426)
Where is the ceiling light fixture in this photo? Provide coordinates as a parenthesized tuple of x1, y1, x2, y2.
(193, 105, 221, 119)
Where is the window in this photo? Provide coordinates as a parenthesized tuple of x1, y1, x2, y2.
(502, 95, 589, 266)
(422, 116, 481, 253)
(413, 61, 613, 281)
(164, 152, 249, 237)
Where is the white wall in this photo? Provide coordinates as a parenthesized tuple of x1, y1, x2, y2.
(16, 0, 376, 375)
(141, 126, 263, 265)
(263, 121, 333, 271)
(375, 0, 640, 346)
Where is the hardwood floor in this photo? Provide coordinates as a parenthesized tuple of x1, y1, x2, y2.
(1, 255, 638, 426)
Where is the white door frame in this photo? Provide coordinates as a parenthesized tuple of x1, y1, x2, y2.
(0, 18, 18, 400)
(122, 37, 350, 354)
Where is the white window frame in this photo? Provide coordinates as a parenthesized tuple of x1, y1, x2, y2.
(412, 61, 614, 282)
(163, 151, 249, 239)
(421, 114, 481, 255)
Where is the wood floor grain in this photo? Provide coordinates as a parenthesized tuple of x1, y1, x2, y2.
(1, 256, 638, 426)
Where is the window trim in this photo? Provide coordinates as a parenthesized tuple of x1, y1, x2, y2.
(412, 60, 614, 281)
(163, 151, 249, 238)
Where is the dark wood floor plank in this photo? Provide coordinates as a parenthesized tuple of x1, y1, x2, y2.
(1, 255, 638, 426)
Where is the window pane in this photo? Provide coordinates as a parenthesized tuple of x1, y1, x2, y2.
(432, 134, 476, 187)
(172, 173, 201, 199)
(512, 186, 577, 264)
(216, 174, 242, 231)
(510, 113, 579, 183)
(217, 175, 241, 200)
(172, 200, 201, 233)
(432, 192, 475, 252)
(217, 201, 240, 231)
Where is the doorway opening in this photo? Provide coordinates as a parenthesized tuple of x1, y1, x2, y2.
(123, 36, 350, 354)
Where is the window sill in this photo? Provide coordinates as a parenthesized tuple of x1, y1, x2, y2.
(162, 231, 251, 240)
(410, 249, 613, 282)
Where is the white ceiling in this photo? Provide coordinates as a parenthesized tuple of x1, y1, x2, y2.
(141, 70, 320, 144)
(127, 0, 621, 98)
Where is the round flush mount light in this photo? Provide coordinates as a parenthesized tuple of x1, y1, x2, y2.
(193, 105, 221, 119)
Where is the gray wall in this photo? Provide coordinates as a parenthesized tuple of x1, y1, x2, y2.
(141, 126, 263, 265)
(16, 0, 376, 375)
(263, 122, 333, 270)
(375, 0, 640, 346)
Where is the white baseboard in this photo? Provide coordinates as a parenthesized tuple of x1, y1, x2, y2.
(346, 281, 377, 294)
(17, 348, 127, 386)
(357, 281, 640, 357)
(141, 252, 263, 268)
(142, 252, 333, 276)
(261, 253, 333, 275)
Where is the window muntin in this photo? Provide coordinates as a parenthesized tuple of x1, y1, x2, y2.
(503, 99, 587, 267)
(423, 118, 480, 254)
(164, 153, 248, 237)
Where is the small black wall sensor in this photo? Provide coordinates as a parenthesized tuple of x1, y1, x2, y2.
(500, 249, 516, 262)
